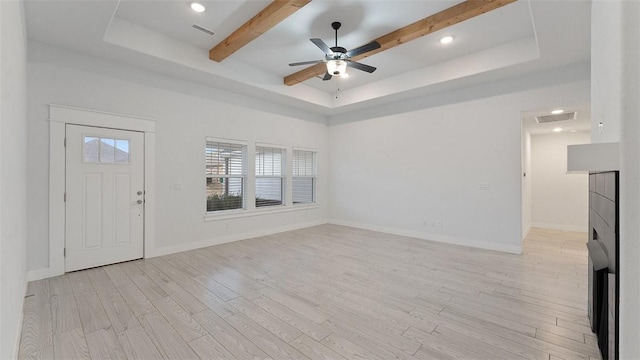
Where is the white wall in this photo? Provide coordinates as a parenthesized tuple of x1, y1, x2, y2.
(328, 80, 590, 254)
(26, 43, 329, 273)
(522, 130, 532, 238)
(0, 0, 29, 358)
(590, 1, 640, 357)
(531, 132, 590, 232)
(591, 0, 622, 143)
(618, 1, 640, 358)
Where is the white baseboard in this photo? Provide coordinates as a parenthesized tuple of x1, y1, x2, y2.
(329, 219, 522, 254)
(149, 219, 329, 258)
(12, 278, 28, 359)
(24, 221, 329, 281)
(522, 224, 532, 240)
(531, 222, 589, 233)
(27, 267, 50, 281)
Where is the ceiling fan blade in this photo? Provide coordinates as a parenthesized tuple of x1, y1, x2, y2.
(346, 41, 381, 58)
(347, 60, 377, 73)
(310, 38, 332, 55)
(322, 72, 332, 81)
(289, 60, 324, 67)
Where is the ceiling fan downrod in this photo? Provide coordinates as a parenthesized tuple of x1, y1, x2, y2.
(332, 22, 341, 48)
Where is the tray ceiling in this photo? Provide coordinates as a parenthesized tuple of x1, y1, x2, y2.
(24, 0, 591, 115)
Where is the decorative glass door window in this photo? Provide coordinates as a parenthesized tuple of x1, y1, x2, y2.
(83, 136, 130, 163)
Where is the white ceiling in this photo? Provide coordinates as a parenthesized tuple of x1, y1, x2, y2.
(522, 103, 592, 135)
(24, 0, 591, 116)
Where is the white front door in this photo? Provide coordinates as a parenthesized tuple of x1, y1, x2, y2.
(65, 124, 145, 272)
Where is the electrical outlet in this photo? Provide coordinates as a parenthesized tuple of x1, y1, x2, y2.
(422, 219, 428, 226)
(479, 182, 491, 191)
(174, 183, 183, 191)
(435, 220, 443, 228)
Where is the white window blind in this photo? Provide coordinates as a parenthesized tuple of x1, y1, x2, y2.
(255, 146, 285, 207)
(293, 150, 316, 204)
(206, 140, 246, 212)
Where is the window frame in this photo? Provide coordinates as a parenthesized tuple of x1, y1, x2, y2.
(204, 141, 318, 221)
(205, 138, 247, 214)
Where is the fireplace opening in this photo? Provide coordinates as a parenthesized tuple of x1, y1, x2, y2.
(587, 172, 619, 360)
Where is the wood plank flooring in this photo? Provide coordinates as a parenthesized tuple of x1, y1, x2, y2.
(19, 225, 601, 359)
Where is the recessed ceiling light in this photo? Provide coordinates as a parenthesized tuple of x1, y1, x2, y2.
(553, 127, 563, 132)
(440, 36, 454, 44)
(551, 109, 564, 114)
(570, 130, 577, 133)
(190, 2, 205, 12)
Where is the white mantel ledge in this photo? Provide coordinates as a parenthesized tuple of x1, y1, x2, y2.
(567, 142, 620, 172)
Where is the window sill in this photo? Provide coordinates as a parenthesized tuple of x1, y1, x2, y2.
(204, 204, 318, 221)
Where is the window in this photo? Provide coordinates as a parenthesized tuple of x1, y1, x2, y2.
(293, 149, 316, 204)
(206, 140, 246, 212)
(84, 136, 130, 163)
(255, 146, 285, 207)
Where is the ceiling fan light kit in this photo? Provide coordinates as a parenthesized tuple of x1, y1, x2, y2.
(289, 21, 381, 81)
(327, 60, 347, 76)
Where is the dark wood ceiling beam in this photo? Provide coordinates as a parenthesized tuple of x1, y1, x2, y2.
(284, 0, 517, 86)
(210, 0, 311, 62)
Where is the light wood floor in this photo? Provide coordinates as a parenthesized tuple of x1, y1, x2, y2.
(19, 225, 601, 360)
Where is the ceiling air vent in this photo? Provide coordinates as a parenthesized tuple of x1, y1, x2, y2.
(192, 24, 215, 36)
(536, 112, 577, 124)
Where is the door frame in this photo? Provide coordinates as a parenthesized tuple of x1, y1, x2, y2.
(49, 104, 156, 277)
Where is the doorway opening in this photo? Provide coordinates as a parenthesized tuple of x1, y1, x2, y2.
(48, 105, 156, 277)
(521, 104, 592, 241)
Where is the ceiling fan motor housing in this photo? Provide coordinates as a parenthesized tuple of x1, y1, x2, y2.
(327, 47, 348, 59)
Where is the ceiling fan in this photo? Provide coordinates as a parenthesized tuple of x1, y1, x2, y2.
(289, 22, 381, 80)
